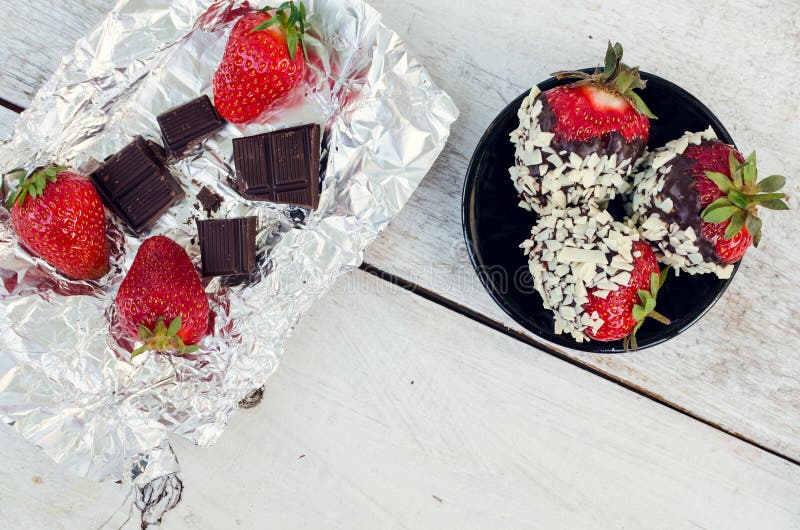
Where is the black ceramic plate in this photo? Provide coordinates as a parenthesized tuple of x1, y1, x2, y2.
(462, 71, 740, 353)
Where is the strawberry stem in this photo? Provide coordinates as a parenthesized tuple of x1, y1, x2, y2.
(624, 267, 671, 352)
(700, 150, 789, 246)
(552, 41, 656, 119)
(130, 316, 200, 359)
(252, 1, 309, 62)
(4, 165, 67, 209)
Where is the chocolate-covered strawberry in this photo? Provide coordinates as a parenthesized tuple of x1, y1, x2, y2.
(629, 128, 789, 278)
(115, 236, 209, 358)
(5, 165, 109, 280)
(582, 241, 669, 350)
(521, 203, 668, 346)
(510, 42, 655, 214)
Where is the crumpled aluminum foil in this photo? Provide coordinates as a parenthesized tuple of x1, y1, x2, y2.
(0, 0, 457, 484)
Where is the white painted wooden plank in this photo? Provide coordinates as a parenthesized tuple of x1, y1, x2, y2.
(0, 0, 111, 108)
(174, 274, 800, 529)
(363, 0, 800, 460)
(0, 107, 17, 138)
(0, 424, 133, 528)
(3, 270, 800, 528)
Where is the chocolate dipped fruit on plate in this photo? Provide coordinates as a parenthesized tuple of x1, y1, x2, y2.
(628, 128, 788, 279)
(522, 202, 668, 349)
(462, 40, 790, 352)
(510, 43, 653, 215)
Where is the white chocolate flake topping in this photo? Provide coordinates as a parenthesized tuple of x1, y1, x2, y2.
(521, 203, 642, 342)
(509, 89, 641, 215)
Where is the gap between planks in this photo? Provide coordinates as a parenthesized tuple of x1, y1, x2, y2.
(357, 262, 800, 469)
(0, 97, 24, 114)
(2, 101, 797, 470)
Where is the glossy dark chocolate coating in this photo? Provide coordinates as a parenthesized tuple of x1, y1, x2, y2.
(649, 153, 723, 264)
(538, 95, 647, 163)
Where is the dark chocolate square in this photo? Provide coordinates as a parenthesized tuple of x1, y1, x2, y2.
(157, 95, 226, 158)
(231, 123, 321, 210)
(90, 136, 184, 234)
(196, 217, 257, 277)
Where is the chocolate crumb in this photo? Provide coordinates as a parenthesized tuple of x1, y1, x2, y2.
(197, 186, 223, 214)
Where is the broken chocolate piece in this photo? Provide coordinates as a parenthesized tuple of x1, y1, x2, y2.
(232, 123, 321, 209)
(196, 217, 257, 277)
(90, 136, 184, 234)
(157, 95, 226, 157)
(197, 186, 223, 214)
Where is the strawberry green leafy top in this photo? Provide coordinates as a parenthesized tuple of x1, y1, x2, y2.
(624, 267, 670, 351)
(252, 1, 309, 61)
(552, 41, 657, 119)
(5, 165, 68, 209)
(133, 316, 200, 358)
(700, 151, 789, 246)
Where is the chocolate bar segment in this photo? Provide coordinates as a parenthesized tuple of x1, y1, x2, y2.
(157, 95, 226, 157)
(90, 136, 184, 234)
(196, 217, 257, 277)
(232, 135, 271, 197)
(232, 123, 321, 209)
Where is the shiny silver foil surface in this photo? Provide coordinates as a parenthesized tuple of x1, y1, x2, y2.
(0, 0, 458, 484)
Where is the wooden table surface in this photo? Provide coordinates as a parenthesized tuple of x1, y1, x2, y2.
(1, 1, 799, 528)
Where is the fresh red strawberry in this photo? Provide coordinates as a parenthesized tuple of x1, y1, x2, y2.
(686, 141, 788, 263)
(5, 165, 109, 280)
(213, 2, 308, 124)
(115, 236, 209, 357)
(583, 241, 669, 349)
(544, 42, 655, 158)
